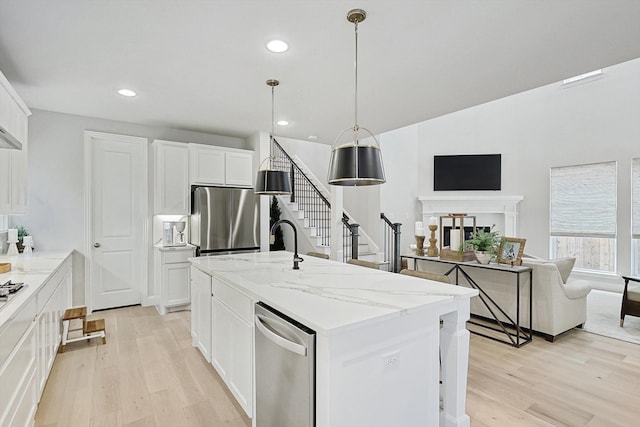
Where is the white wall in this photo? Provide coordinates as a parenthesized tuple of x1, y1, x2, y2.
(380, 125, 420, 252)
(10, 109, 246, 304)
(380, 57, 640, 282)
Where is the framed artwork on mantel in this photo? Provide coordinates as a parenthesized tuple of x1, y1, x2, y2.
(497, 237, 526, 265)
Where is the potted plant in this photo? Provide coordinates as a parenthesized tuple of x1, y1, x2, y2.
(463, 226, 500, 264)
(17, 226, 29, 253)
(269, 196, 286, 251)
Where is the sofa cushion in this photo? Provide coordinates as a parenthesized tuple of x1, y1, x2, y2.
(562, 279, 592, 299)
(550, 257, 576, 283)
(522, 256, 575, 284)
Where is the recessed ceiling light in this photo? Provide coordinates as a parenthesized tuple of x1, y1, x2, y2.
(118, 88, 137, 97)
(308, 135, 318, 140)
(277, 120, 289, 126)
(266, 40, 289, 53)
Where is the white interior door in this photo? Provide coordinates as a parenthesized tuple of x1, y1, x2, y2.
(86, 131, 147, 311)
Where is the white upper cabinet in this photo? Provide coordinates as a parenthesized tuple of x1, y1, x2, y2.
(190, 144, 225, 185)
(153, 140, 190, 215)
(0, 69, 30, 214)
(189, 144, 253, 187)
(224, 150, 254, 187)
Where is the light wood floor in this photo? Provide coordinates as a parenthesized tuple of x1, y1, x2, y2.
(35, 306, 250, 427)
(35, 306, 640, 427)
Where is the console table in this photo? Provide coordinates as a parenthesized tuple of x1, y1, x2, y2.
(403, 254, 533, 348)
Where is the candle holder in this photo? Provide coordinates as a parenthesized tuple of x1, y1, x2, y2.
(427, 224, 439, 257)
(415, 235, 425, 256)
(439, 214, 477, 262)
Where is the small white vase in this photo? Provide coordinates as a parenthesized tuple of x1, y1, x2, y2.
(475, 251, 492, 265)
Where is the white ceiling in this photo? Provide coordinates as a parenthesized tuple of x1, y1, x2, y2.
(1, 0, 639, 145)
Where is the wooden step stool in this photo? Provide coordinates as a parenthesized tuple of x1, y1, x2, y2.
(59, 306, 106, 353)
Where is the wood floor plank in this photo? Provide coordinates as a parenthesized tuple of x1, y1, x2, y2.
(35, 305, 640, 427)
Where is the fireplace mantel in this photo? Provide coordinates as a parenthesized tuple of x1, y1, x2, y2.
(418, 195, 524, 237)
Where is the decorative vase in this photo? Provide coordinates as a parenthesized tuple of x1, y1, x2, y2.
(475, 251, 492, 265)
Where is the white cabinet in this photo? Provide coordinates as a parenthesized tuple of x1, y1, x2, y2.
(0, 254, 72, 427)
(190, 266, 212, 362)
(0, 70, 30, 214)
(210, 275, 254, 417)
(224, 150, 254, 187)
(190, 266, 254, 418)
(190, 144, 225, 185)
(36, 257, 71, 398)
(189, 144, 254, 187)
(152, 140, 190, 215)
(154, 245, 195, 315)
(0, 297, 37, 427)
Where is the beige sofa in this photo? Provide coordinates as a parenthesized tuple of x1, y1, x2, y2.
(412, 256, 592, 341)
(519, 257, 592, 340)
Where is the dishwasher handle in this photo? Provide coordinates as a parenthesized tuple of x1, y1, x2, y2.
(255, 314, 307, 357)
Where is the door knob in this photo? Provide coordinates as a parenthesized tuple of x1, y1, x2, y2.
(93, 243, 101, 248)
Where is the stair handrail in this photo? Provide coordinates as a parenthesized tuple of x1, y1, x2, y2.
(271, 138, 362, 261)
(272, 138, 330, 208)
(342, 214, 359, 261)
(380, 213, 402, 273)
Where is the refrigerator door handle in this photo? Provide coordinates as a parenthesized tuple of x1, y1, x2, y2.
(255, 314, 307, 357)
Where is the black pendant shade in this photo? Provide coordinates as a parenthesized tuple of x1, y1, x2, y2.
(255, 169, 292, 195)
(254, 78, 292, 196)
(328, 9, 385, 187)
(327, 144, 385, 186)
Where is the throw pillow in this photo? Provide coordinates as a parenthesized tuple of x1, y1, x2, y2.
(551, 257, 576, 283)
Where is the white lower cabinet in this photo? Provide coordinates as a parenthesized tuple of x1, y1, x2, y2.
(210, 276, 254, 418)
(190, 266, 212, 362)
(190, 266, 254, 418)
(36, 264, 71, 397)
(155, 246, 195, 315)
(0, 254, 71, 427)
(0, 311, 37, 427)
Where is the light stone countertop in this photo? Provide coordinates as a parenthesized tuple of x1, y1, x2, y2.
(190, 251, 478, 335)
(0, 251, 73, 326)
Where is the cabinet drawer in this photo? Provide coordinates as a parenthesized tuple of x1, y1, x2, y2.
(211, 277, 253, 322)
(36, 255, 71, 313)
(0, 324, 36, 425)
(0, 296, 36, 369)
(163, 249, 194, 264)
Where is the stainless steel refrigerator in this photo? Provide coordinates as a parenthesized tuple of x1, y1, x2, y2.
(190, 186, 260, 255)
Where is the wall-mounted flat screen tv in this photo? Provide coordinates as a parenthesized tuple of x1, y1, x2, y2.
(434, 154, 501, 191)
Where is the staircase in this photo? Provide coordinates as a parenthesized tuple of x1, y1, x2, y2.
(271, 139, 388, 268)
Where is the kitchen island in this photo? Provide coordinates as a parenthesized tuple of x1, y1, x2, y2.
(191, 251, 478, 427)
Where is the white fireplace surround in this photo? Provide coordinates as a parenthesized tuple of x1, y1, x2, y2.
(419, 195, 524, 237)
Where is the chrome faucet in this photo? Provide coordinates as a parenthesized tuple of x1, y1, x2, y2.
(270, 219, 304, 270)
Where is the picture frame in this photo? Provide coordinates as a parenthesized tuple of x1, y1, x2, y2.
(497, 237, 526, 265)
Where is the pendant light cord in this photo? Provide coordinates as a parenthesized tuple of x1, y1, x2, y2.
(354, 20, 359, 132)
(269, 81, 276, 167)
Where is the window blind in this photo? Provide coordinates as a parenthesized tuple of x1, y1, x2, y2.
(633, 159, 640, 238)
(550, 162, 616, 238)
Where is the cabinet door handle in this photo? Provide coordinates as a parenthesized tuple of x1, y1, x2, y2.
(93, 243, 101, 248)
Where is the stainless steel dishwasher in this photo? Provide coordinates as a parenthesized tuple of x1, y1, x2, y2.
(255, 302, 316, 427)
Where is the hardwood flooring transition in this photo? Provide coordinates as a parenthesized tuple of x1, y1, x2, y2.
(35, 305, 640, 426)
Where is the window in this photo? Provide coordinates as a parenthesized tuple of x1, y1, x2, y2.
(550, 162, 617, 273)
(632, 159, 640, 275)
